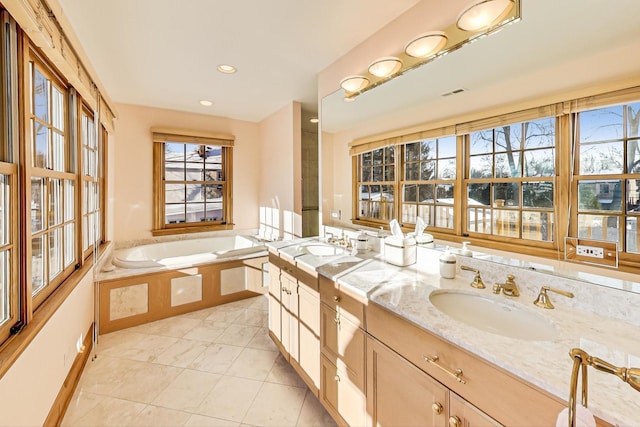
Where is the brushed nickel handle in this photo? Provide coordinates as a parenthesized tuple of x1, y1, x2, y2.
(432, 402, 443, 415)
(449, 415, 461, 427)
(423, 355, 466, 384)
(333, 295, 341, 302)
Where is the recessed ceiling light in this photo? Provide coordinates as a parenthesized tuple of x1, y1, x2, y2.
(309, 118, 319, 124)
(217, 64, 237, 74)
(200, 100, 213, 106)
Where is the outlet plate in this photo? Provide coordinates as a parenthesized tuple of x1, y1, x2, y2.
(565, 237, 618, 267)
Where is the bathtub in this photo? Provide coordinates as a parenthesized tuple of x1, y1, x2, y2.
(112, 235, 267, 269)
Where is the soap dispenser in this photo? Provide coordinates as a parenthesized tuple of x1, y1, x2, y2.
(439, 248, 457, 279)
(459, 241, 473, 257)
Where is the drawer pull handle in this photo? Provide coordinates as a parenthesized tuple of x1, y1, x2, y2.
(334, 374, 340, 382)
(333, 295, 341, 302)
(449, 415, 461, 427)
(423, 355, 466, 384)
(432, 402, 443, 415)
(334, 316, 340, 325)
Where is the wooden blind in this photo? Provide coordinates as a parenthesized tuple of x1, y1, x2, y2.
(151, 127, 235, 146)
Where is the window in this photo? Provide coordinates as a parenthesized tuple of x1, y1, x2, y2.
(27, 51, 79, 308)
(355, 146, 395, 224)
(81, 106, 103, 257)
(465, 118, 556, 242)
(152, 129, 234, 235)
(402, 136, 457, 229)
(574, 101, 640, 254)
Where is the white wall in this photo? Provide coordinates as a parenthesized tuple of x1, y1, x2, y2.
(0, 270, 95, 426)
(112, 103, 262, 243)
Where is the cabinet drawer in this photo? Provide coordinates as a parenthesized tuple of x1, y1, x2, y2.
(320, 303, 366, 388)
(319, 276, 364, 326)
(366, 302, 564, 427)
(320, 354, 367, 427)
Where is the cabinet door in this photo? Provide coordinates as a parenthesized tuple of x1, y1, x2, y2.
(367, 336, 448, 427)
(320, 303, 366, 387)
(449, 392, 502, 427)
(298, 282, 320, 388)
(320, 354, 366, 427)
(268, 294, 281, 343)
(268, 263, 281, 299)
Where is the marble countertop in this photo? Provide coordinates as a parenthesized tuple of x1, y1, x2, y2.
(272, 239, 640, 426)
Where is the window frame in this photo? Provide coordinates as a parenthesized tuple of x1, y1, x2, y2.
(152, 128, 234, 236)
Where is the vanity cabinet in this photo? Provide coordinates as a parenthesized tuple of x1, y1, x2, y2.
(267, 253, 320, 394)
(366, 302, 564, 427)
(319, 275, 367, 427)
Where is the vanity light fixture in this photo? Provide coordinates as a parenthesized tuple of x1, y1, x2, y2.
(405, 31, 448, 58)
(456, 0, 515, 32)
(368, 56, 403, 78)
(199, 100, 213, 106)
(338, 0, 520, 100)
(217, 64, 237, 74)
(340, 75, 370, 93)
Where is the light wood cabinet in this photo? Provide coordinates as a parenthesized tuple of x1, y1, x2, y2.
(319, 275, 367, 426)
(366, 301, 563, 426)
(267, 253, 320, 394)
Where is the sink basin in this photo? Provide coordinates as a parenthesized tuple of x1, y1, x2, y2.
(303, 244, 346, 257)
(429, 290, 558, 341)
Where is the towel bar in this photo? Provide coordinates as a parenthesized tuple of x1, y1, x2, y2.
(568, 348, 640, 426)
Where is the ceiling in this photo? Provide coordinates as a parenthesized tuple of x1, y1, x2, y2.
(322, 0, 640, 134)
(55, 0, 421, 122)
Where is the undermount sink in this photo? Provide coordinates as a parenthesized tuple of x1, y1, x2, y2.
(303, 244, 346, 257)
(429, 290, 558, 341)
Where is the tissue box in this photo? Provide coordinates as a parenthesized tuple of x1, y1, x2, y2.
(384, 236, 417, 266)
(415, 233, 434, 248)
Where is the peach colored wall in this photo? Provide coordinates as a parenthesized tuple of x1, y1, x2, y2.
(258, 102, 302, 238)
(0, 270, 94, 426)
(112, 103, 261, 243)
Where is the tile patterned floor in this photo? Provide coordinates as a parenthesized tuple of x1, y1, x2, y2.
(62, 295, 337, 427)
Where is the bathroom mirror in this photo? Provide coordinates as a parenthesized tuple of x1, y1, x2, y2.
(320, 0, 640, 293)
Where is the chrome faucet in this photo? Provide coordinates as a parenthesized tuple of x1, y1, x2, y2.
(492, 274, 520, 297)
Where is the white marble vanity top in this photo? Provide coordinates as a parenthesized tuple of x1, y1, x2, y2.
(271, 239, 640, 426)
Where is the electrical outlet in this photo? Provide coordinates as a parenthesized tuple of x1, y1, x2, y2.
(576, 244, 604, 258)
(330, 209, 341, 220)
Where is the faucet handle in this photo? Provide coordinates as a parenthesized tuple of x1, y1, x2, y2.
(460, 265, 486, 289)
(534, 286, 574, 309)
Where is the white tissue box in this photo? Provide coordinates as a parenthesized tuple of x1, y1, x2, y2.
(415, 233, 434, 248)
(385, 236, 417, 266)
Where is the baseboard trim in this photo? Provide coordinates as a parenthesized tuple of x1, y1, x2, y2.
(44, 323, 94, 427)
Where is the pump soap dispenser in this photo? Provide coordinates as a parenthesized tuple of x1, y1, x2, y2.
(439, 248, 457, 279)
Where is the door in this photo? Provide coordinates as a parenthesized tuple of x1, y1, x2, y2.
(449, 392, 502, 427)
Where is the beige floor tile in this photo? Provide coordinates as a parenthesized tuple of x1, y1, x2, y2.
(152, 369, 221, 412)
(61, 390, 105, 426)
(183, 320, 230, 342)
(153, 338, 208, 368)
(76, 355, 137, 396)
(205, 306, 245, 323)
(96, 330, 148, 355)
(196, 375, 262, 422)
(188, 343, 244, 374)
(130, 405, 192, 426)
(129, 316, 201, 338)
(246, 327, 278, 351)
(107, 359, 182, 403)
(296, 391, 338, 427)
(215, 324, 260, 347)
(185, 414, 240, 426)
(248, 295, 269, 312)
(265, 354, 307, 388)
(234, 308, 268, 327)
(67, 395, 146, 427)
(225, 347, 279, 381)
(242, 381, 307, 427)
(102, 333, 179, 363)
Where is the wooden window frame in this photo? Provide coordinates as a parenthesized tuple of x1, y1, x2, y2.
(152, 128, 234, 236)
(352, 146, 397, 227)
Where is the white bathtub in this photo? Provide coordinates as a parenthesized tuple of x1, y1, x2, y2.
(112, 235, 266, 269)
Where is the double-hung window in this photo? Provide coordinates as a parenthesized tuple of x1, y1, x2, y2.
(81, 106, 103, 257)
(354, 146, 396, 224)
(574, 101, 640, 255)
(152, 128, 234, 235)
(28, 51, 77, 308)
(464, 117, 556, 243)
